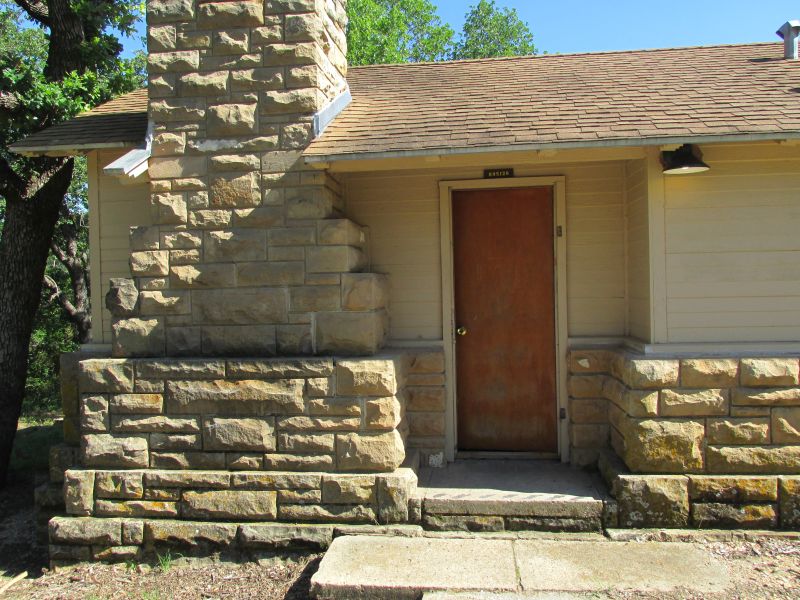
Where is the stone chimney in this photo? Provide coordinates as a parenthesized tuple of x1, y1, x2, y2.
(777, 20, 800, 60)
(109, 0, 389, 358)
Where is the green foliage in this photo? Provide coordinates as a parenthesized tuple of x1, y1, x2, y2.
(347, 0, 454, 65)
(156, 549, 178, 573)
(346, 0, 537, 66)
(451, 0, 536, 60)
(10, 420, 62, 470)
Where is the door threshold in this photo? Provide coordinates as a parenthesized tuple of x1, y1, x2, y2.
(456, 451, 560, 461)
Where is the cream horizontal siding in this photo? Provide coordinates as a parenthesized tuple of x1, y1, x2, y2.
(625, 158, 650, 341)
(344, 160, 627, 341)
(664, 143, 800, 343)
(89, 150, 151, 344)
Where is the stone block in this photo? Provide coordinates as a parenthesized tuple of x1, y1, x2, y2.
(231, 67, 283, 91)
(197, 1, 264, 28)
(145, 521, 238, 547)
(192, 288, 287, 325)
(166, 378, 304, 415)
(64, 470, 95, 516)
(569, 424, 609, 449)
(406, 387, 445, 412)
(408, 412, 445, 437)
(277, 504, 376, 524)
(148, 50, 200, 73)
(263, 453, 334, 471)
(342, 274, 389, 311)
(691, 503, 777, 529)
(621, 359, 680, 389)
(135, 358, 226, 380)
(189, 209, 232, 228)
(149, 156, 206, 179)
(152, 132, 185, 156)
(623, 419, 705, 473)
(122, 520, 144, 545)
(201, 325, 277, 357)
(336, 431, 406, 472)
(261, 88, 324, 114)
(238, 524, 333, 550)
(316, 311, 388, 355)
(203, 417, 276, 451)
(568, 375, 606, 398)
(130, 251, 169, 277)
(366, 397, 403, 430)
(306, 246, 365, 273)
(204, 229, 266, 262)
(278, 416, 360, 431)
(689, 476, 778, 503)
(165, 328, 201, 357)
(277, 324, 314, 355)
(111, 415, 200, 434)
(335, 358, 399, 396)
(112, 318, 165, 358)
(707, 418, 770, 445)
(152, 193, 188, 225)
(707, 446, 800, 474)
(680, 359, 739, 388)
(251, 24, 283, 45)
(308, 398, 361, 416)
(82, 434, 148, 468)
(207, 103, 257, 136)
(263, 42, 324, 67)
(740, 358, 799, 387)
(139, 291, 191, 316)
(233, 206, 284, 228)
(49, 545, 91, 562)
(80, 395, 109, 433)
(170, 264, 236, 288)
(210, 154, 261, 172)
(615, 475, 690, 528)
(779, 477, 800, 528)
(424, 515, 505, 532)
(150, 99, 205, 122)
(161, 231, 201, 249)
(733, 387, 800, 406)
(227, 358, 333, 379)
(148, 0, 194, 23)
(182, 490, 277, 520)
(105, 279, 139, 317)
(209, 172, 260, 207)
(278, 433, 335, 453)
(231, 472, 321, 490)
(660, 389, 729, 417)
(150, 452, 227, 470)
(569, 398, 607, 424)
(150, 433, 202, 451)
(50, 516, 121, 546)
(144, 471, 230, 489)
(290, 286, 341, 312)
(569, 350, 611, 374)
(95, 499, 178, 518)
(772, 407, 800, 443)
(321, 475, 376, 504)
(213, 29, 249, 54)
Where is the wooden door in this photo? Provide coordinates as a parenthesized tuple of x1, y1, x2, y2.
(453, 187, 557, 453)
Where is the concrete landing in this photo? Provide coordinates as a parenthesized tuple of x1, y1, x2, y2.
(417, 460, 607, 531)
(310, 535, 730, 599)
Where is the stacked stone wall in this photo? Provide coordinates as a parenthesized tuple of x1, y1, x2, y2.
(108, 0, 390, 358)
(404, 351, 447, 464)
(570, 348, 800, 529)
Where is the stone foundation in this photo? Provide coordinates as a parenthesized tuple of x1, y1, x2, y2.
(51, 349, 445, 561)
(571, 348, 800, 529)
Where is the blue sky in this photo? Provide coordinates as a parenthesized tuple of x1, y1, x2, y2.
(124, 1, 799, 57)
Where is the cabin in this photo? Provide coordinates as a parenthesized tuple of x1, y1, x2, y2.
(12, 1, 800, 561)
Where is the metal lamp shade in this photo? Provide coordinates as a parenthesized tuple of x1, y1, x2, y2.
(661, 144, 710, 175)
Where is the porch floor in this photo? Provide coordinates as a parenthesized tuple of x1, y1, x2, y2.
(416, 460, 609, 531)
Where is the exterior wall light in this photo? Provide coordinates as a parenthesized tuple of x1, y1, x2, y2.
(661, 144, 710, 175)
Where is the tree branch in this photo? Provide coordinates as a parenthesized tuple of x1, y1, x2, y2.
(43, 274, 78, 318)
(14, 0, 50, 27)
(0, 156, 25, 202)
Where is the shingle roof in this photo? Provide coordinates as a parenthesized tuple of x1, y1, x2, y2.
(9, 88, 149, 155)
(11, 43, 800, 159)
(306, 42, 800, 160)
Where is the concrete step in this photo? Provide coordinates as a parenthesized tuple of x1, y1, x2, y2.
(417, 460, 608, 533)
(310, 535, 730, 600)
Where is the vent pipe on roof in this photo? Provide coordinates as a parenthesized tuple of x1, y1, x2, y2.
(777, 20, 800, 59)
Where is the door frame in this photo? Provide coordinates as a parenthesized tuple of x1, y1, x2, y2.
(438, 176, 569, 463)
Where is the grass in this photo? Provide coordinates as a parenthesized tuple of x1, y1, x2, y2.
(10, 418, 62, 472)
(156, 550, 177, 573)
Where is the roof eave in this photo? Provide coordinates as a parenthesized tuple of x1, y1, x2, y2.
(9, 140, 145, 157)
(304, 131, 800, 165)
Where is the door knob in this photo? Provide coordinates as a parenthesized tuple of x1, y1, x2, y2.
(456, 326, 468, 336)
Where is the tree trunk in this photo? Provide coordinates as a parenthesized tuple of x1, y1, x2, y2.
(0, 161, 72, 487)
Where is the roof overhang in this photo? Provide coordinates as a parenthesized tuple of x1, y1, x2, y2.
(10, 140, 144, 157)
(304, 130, 800, 167)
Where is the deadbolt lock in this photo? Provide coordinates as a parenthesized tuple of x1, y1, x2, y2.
(456, 326, 468, 336)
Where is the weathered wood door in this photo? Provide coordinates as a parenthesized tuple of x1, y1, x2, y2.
(453, 187, 557, 452)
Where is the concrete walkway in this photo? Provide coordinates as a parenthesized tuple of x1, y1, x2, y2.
(310, 535, 730, 599)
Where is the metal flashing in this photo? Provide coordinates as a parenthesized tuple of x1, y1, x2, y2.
(313, 88, 352, 138)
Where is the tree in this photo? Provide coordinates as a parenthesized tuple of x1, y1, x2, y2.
(0, 0, 144, 486)
(347, 0, 454, 65)
(451, 0, 537, 60)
